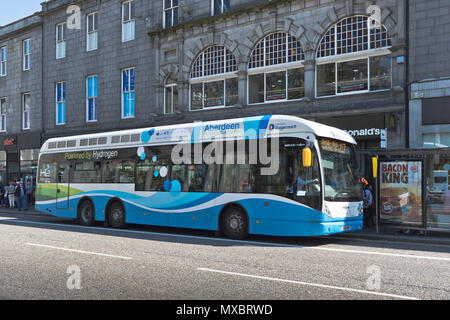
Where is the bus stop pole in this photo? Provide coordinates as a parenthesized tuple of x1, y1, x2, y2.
(373, 156, 379, 234)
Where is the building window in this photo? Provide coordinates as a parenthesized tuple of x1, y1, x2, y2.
(316, 15, 392, 97)
(423, 133, 450, 149)
(163, 0, 179, 28)
(0, 46, 6, 77)
(122, 0, 135, 42)
(248, 32, 305, 104)
(86, 75, 98, 122)
(212, 0, 230, 15)
(23, 39, 31, 71)
(87, 12, 98, 51)
(22, 93, 31, 130)
(122, 68, 135, 118)
(56, 82, 66, 125)
(164, 75, 178, 114)
(56, 23, 66, 59)
(190, 45, 238, 110)
(0, 97, 6, 132)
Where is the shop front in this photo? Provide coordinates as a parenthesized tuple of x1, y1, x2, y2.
(1, 132, 41, 187)
(376, 149, 450, 232)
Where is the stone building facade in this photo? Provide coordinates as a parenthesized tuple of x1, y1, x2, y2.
(1, 0, 425, 183)
(0, 14, 43, 184)
(408, 0, 450, 149)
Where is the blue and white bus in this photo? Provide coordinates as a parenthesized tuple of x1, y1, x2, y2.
(36, 115, 364, 239)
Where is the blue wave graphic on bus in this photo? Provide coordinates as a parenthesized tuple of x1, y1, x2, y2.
(37, 189, 362, 235)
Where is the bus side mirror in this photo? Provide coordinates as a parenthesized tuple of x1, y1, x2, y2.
(303, 147, 312, 168)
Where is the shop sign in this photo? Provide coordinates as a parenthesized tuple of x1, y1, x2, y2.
(3, 137, 15, 147)
(380, 129, 387, 148)
(345, 128, 383, 137)
(380, 161, 422, 225)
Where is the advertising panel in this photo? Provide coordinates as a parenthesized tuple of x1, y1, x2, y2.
(380, 161, 423, 225)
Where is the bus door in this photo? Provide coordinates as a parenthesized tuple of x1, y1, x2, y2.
(56, 163, 71, 209)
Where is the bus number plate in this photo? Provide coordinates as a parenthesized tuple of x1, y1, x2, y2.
(341, 226, 351, 231)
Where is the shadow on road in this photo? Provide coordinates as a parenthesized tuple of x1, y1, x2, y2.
(0, 212, 449, 254)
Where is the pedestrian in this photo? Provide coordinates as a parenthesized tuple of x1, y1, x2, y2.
(7, 181, 16, 209)
(363, 184, 373, 227)
(368, 185, 375, 226)
(16, 181, 27, 212)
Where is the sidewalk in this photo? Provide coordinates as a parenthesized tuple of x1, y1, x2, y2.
(338, 225, 450, 245)
(1, 207, 449, 245)
(0, 207, 51, 218)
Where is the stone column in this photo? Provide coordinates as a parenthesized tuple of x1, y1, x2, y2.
(303, 59, 316, 100)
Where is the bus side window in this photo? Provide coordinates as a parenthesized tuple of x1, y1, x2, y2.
(103, 161, 119, 183)
(119, 161, 135, 183)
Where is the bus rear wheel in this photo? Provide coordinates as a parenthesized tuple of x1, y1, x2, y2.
(78, 200, 95, 226)
(221, 206, 248, 240)
(108, 201, 126, 228)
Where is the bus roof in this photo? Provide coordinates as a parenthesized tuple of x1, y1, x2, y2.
(40, 115, 356, 153)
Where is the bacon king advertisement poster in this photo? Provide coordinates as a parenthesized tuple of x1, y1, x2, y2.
(380, 161, 423, 224)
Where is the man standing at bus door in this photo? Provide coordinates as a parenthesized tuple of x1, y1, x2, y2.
(26, 180, 33, 208)
(363, 184, 373, 228)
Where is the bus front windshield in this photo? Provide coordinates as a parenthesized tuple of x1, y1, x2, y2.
(319, 138, 363, 202)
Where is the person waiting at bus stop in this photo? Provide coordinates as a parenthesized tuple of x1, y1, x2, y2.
(16, 181, 27, 212)
(363, 184, 373, 227)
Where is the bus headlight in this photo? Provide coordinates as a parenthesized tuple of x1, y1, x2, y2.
(324, 205, 331, 217)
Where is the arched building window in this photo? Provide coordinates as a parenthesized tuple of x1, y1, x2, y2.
(190, 45, 238, 110)
(248, 32, 305, 104)
(164, 74, 178, 114)
(316, 15, 392, 97)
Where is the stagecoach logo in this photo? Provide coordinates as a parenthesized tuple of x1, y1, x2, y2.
(269, 123, 297, 131)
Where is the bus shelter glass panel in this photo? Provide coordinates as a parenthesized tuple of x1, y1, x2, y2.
(379, 160, 423, 226)
(425, 154, 450, 229)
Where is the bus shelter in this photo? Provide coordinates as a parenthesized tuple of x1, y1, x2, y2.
(360, 148, 450, 233)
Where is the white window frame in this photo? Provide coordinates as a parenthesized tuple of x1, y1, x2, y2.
(56, 23, 66, 59)
(22, 93, 31, 130)
(56, 82, 66, 125)
(22, 39, 31, 71)
(163, 0, 179, 29)
(314, 15, 393, 98)
(0, 97, 6, 132)
(315, 49, 392, 98)
(247, 32, 305, 105)
(87, 12, 98, 51)
(189, 45, 238, 111)
(164, 76, 178, 114)
(0, 46, 6, 77)
(86, 75, 98, 122)
(121, 68, 135, 119)
(247, 64, 305, 105)
(122, 1, 135, 42)
(211, 0, 230, 16)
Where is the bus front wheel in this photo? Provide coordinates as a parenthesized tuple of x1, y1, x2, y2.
(108, 201, 126, 228)
(78, 200, 95, 226)
(221, 206, 248, 240)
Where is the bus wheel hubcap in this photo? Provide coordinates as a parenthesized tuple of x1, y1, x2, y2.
(112, 209, 122, 222)
(229, 214, 243, 232)
(82, 207, 91, 221)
